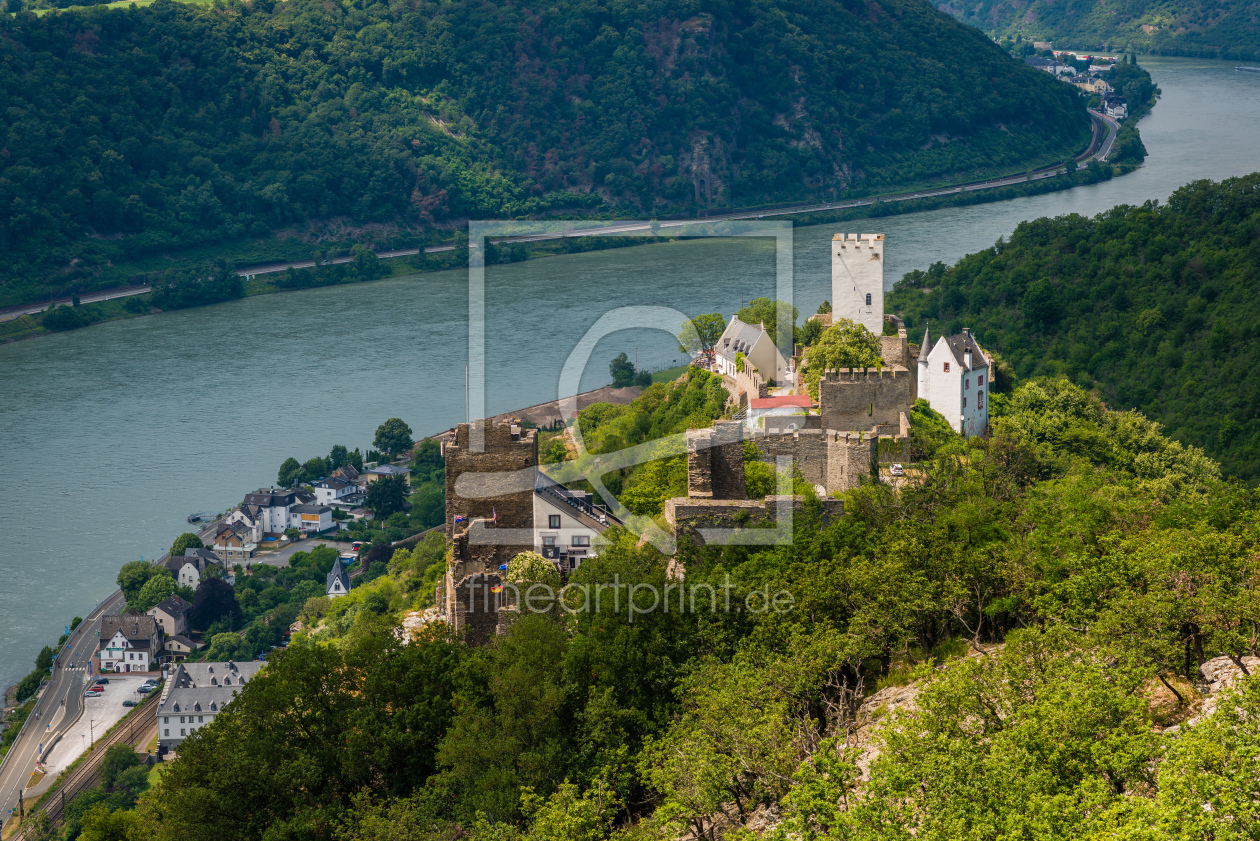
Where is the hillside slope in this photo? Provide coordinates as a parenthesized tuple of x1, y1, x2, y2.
(0, 0, 1090, 305)
(936, 0, 1260, 61)
(887, 172, 1260, 481)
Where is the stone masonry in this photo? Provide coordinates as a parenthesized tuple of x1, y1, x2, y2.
(686, 420, 746, 500)
(441, 419, 538, 644)
(751, 428, 877, 492)
(818, 366, 916, 431)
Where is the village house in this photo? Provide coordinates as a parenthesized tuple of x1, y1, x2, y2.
(147, 595, 191, 637)
(1102, 93, 1129, 120)
(331, 463, 364, 489)
(167, 547, 229, 590)
(163, 634, 205, 663)
(157, 660, 264, 750)
(533, 476, 622, 573)
(1024, 56, 1072, 76)
(363, 464, 410, 486)
(98, 614, 161, 673)
(917, 327, 992, 437)
(241, 487, 317, 535)
(224, 504, 264, 543)
(291, 503, 334, 534)
(1070, 75, 1112, 94)
(312, 478, 356, 505)
(712, 316, 793, 385)
(208, 521, 256, 561)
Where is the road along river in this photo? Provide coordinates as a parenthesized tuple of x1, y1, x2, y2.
(1, 57, 1258, 695)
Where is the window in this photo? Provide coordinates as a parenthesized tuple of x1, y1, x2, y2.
(163, 717, 169, 724)
(572, 535, 590, 547)
(164, 729, 169, 737)
(199, 716, 204, 723)
(944, 362, 950, 373)
(963, 397, 967, 408)
(978, 374, 985, 386)
(548, 515, 561, 529)
(543, 536, 556, 547)
(978, 392, 984, 409)
(180, 716, 186, 724)
(180, 729, 185, 736)
(965, 379, 970, 390)
(865, 293, 872, 306)
(129, 653, 134, 660)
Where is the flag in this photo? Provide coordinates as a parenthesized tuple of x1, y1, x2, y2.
(498, 564, 508, 571)
(491, 507, 497, 523)
(454, 515, 465, 524)
(490, 585, 503, 594)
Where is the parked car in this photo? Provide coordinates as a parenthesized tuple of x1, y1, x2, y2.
(95, 678, 109, 685)
(137, 685, 154, 694)
(122, 700, 137, 707)
(890, 464, 905, 476)
(85, 689, 98, 697)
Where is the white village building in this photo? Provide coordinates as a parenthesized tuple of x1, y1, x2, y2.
(917, 327, 992, 437)
(712, 317, 793, 385)
(157, 660, 263, 749)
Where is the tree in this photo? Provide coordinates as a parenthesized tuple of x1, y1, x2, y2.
(238, 588, 261, 613)
(608, 352, 637, 388)
(506, 552, 561, 588)
(409, 439, 443, 482)
(348, 448, 365, 470)
(35, 645, 55, 671)
(800, 318, 884, 398)
(737, 298, 797, 346)
(374, 419, 414, 459)
(329, 444, 349, 470)
(302, 456, 329, 482)
(79, 803, 141, 841)
(277, 457, 303, 488)
(207, 632, 246, 661)
(170, 533, 204, 557)
(101, 743, 142, 788)
(117, 561, 160, 602)
(366, 475, 408, 518)
(191, 578, 239, 630)
(677, 313, 726, 357)
(133, 571, 176, 611)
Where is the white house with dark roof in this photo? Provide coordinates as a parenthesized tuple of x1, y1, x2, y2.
(917, 327, 992, 437)
(290, 503, 334, 534)
(533, 475, 623, 573)
(158, 660, 263, 749)
(326, 556, 352, 597)
(241, 487, 317, 535)
(167, 548, 228, 590)
(225, 504, 264, 542)
(713, 316, 792, 384)
(98, 614, 161, 673)
(312, 478, 355, 505)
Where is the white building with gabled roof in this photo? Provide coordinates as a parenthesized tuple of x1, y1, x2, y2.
(712, 316, 792, 384)
(917, 327, 992, 437)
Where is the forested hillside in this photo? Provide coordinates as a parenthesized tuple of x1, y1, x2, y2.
(888, 172, 1260, 481)
(71, 379, 1260, 841)
(0, 0, 1090, 305)
(936, 0, 1260, 61)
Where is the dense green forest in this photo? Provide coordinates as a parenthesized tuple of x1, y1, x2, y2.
(62, 378, 1260, 841)
(936, 0, 1260, 61)
(888, 172, 1260, 481)
(0, 0, 1091, 307)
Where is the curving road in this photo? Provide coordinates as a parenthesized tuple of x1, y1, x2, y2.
(0, 589, 125, 828)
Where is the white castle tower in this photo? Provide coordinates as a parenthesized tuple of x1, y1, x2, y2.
(831, 233, 885, 334)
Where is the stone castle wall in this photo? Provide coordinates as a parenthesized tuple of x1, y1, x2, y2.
(818, 367, 915, 431)
(665, 496, 845, 547)
(687, 421, 746, 500)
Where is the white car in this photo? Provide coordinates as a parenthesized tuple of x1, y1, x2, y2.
(890, 464, 905, 476)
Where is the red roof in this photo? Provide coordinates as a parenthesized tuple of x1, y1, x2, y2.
(750, 395, 813, 410)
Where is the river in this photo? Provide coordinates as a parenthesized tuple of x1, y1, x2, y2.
(1, 57, 1258, 692)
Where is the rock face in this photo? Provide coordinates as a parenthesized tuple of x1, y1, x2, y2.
(849, 683, 922, 782)
(1189, 654, 1260, 726)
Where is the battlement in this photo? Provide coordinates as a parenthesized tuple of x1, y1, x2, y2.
(686, 420, 746, 500)
(822, 365, 911, 381)
(832, 232, 885, 244)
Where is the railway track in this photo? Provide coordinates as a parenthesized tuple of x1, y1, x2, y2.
(11, 695, 157, 839)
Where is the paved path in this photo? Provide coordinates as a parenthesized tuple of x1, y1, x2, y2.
(237, 114, 1121, 277)
(0, 285, 151, 324)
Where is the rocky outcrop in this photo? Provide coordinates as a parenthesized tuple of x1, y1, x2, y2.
(1186, 654, 1260, 727)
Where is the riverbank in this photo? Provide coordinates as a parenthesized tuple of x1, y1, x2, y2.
(0, 157, 1123, 347)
